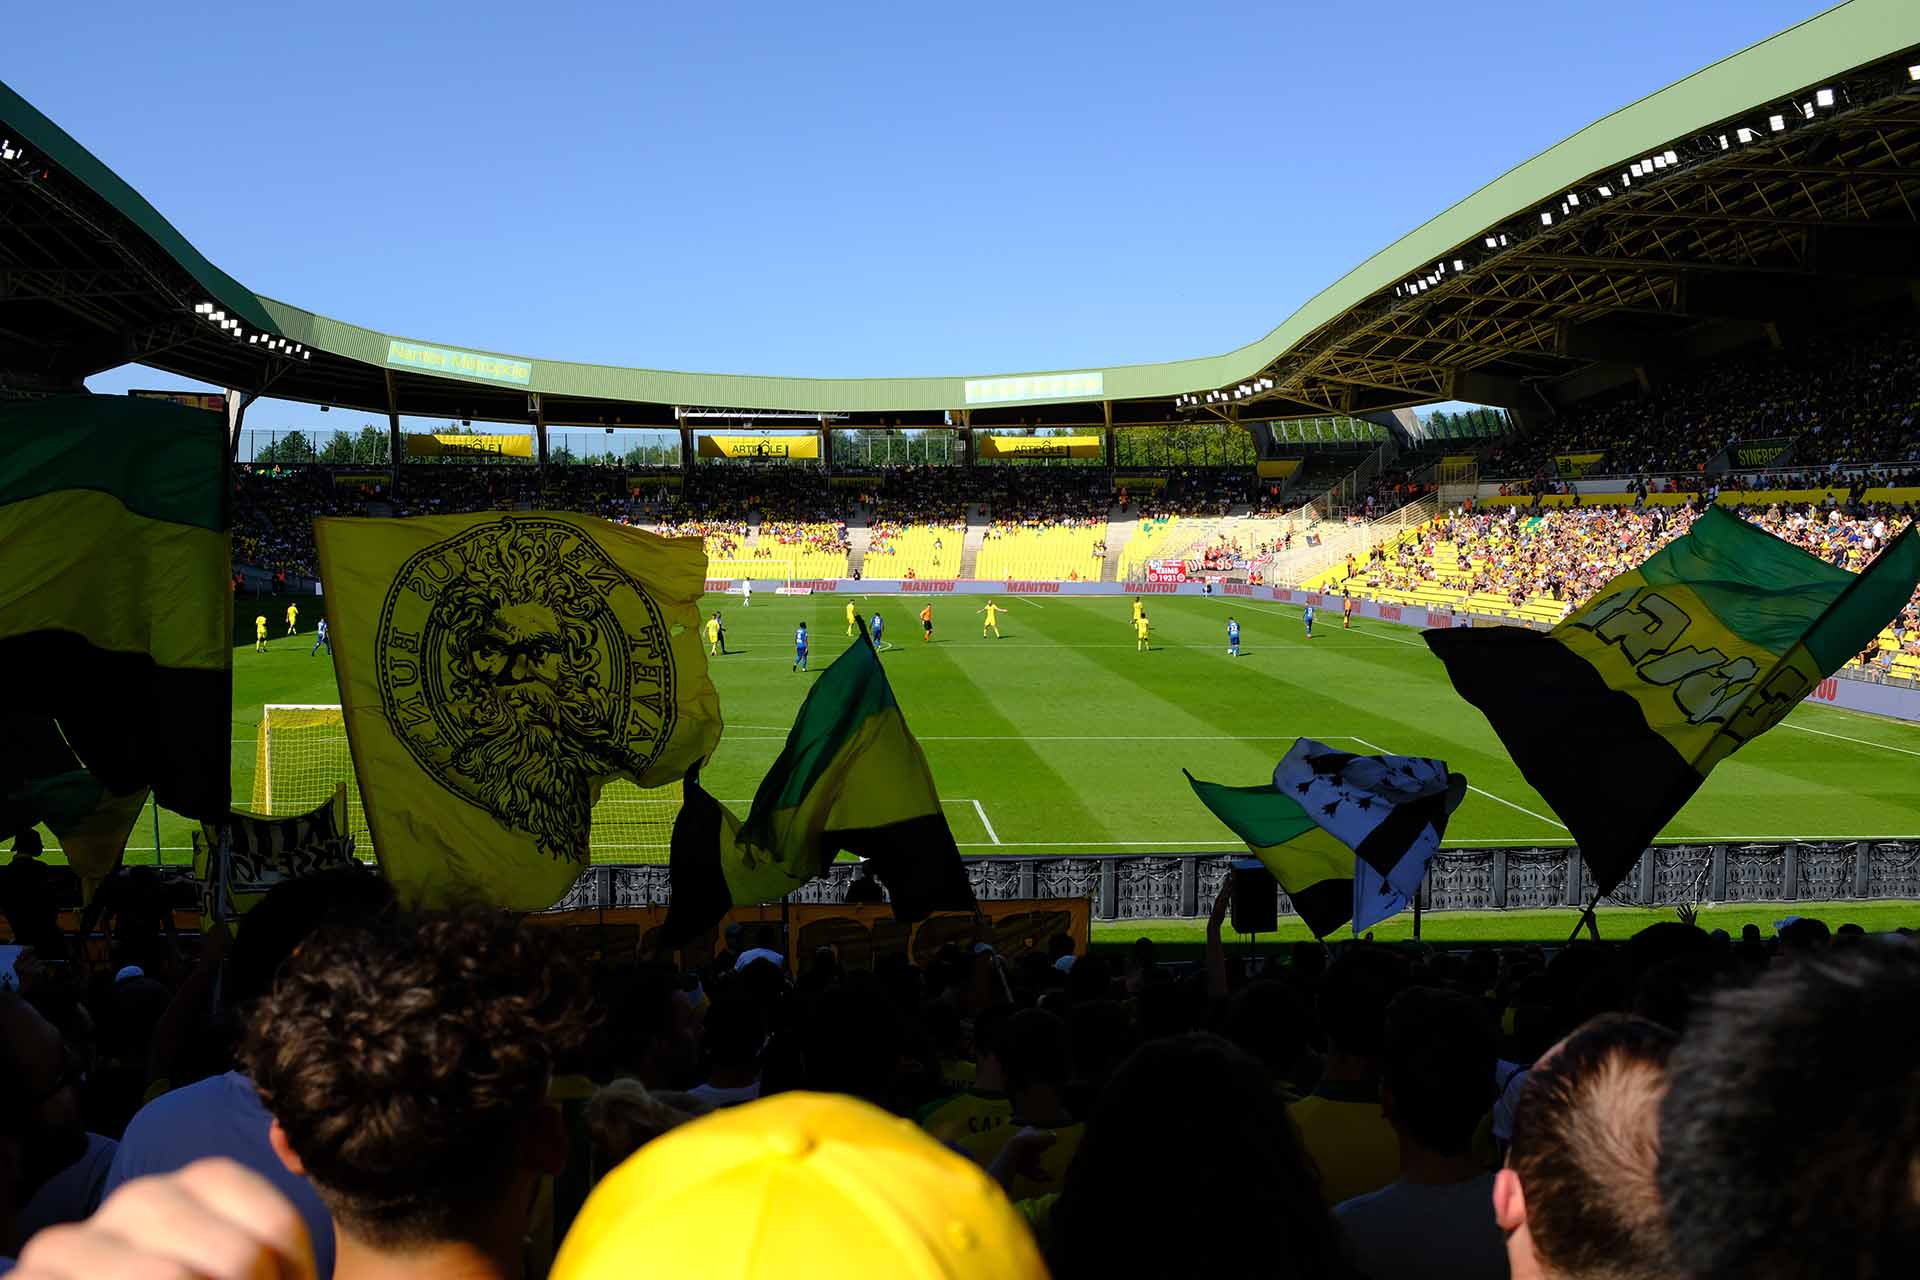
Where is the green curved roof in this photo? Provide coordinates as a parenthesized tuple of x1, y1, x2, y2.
(3, 0, 1917, 415)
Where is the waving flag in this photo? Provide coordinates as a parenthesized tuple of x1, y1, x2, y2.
(665, 630, 975, 943)
(314, 512, 722, 911)
(1187, 740, 1466, 936)
(1426, 507, 1920, 896)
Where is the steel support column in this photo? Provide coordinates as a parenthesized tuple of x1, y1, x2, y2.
(383, 370, 401, 494)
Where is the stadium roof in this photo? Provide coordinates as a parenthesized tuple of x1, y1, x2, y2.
(2, 0, 1919, 431)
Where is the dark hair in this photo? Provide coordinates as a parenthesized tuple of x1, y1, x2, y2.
(700, 995, 766, 1073)
(242, 908, 592, 1249)
(1047, 1034, 1345, 1279)
(1658, 945, 1920, 1280)
(1222, 980, 1311, 1082)
(1317, 946, 1408, 1058)
(998, 1008, 1071, 1094)
(1511, 1014, 1677, 1279)
(226, 866, 393, 1011)
(1382, 986, 1495, 1155)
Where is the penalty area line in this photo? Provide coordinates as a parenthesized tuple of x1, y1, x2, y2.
(1780, 721, 1920, 759)
(1345, 734, 1570, 831)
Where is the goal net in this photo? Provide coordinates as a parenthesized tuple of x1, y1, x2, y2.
(253, 704, 684, 864)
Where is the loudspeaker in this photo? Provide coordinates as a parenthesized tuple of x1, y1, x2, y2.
(1229, 859, 1278, 934)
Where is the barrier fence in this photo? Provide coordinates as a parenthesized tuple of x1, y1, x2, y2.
(540, 842, 1920, 920)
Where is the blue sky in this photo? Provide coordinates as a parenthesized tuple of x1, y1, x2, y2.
(10, 0, 1832, 432)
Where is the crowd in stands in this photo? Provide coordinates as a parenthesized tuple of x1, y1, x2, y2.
(5, 851, 1918, 1280)
(1486, 319, 1920, 482)
(1332, 499, 1920, 664)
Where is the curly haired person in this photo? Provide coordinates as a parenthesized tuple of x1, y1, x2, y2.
(242, 907, 594, 1280)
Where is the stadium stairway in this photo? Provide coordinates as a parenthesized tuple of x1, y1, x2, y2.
(845, 512, 871, 578)
(958, 507, 988, 579)
(1102, 506, 1134, 582)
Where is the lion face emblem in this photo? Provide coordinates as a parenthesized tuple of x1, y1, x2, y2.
(376, 518, 677, 864)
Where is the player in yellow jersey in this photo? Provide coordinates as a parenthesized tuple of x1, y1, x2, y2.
(706, 611, 723, 656)
(846, 599, 859, 637)
(1131, 596, 1143, 630)
(254, 614, 268, 652)
(977, 600, 1002, 638)
(1135, 613, 1150, 652)
(284, 601, 299, 636)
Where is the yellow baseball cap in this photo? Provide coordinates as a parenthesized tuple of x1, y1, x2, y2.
(551, 1091, 1048, 1280)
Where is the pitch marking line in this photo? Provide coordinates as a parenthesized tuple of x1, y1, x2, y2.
(1780, 721, 1920, 759)
(1228, 602, 1427, 649)
(1347, 734, 1570, 831)
(970, 799, 1003, 845)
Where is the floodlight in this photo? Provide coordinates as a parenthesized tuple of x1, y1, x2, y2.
(1769, 114, 1786, 132)
(1540, 211, 1553, 226)
(1597, 184, 1613, 197)
(211, 310, 226, 322)
(1652, 155, 1667, 170)
(1815, 87, 1834, 107)
(1567, 192, 1580, 207)
(1662, 149, 1678, 164)
(194, 302, 213, 315)
(1630, 162, 1643, 177)
(1484, 236, 1498, 248)
(1908, 64, 1919, 82)
(249, 334, 259, 344)
(1737, 127, 1757, 144)
(1452, 259, 1464, 271)
(1718, 135, 1729, 150)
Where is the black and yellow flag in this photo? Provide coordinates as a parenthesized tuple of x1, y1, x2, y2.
(1426, 507, 1920, 895)
(314, 513, 722, 910)
(0, 395, 231, 885)
(665, 630, 975, 943)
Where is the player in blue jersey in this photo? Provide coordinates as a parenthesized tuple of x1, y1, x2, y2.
(1227, 617, 1240, 657)
(310, 617, 331, 657)
(1303, 604, 1316, 639)
(871, 612, 884, 646)
(793, 621, 809, 672)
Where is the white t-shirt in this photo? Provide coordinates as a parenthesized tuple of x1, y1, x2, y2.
(686, 1081, 762, 1108)
(103, 1072, 336, 1279)
(1333, 1174, 1506, 1280)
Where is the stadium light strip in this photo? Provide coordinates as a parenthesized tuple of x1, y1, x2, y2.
(192, 300, 309, 360)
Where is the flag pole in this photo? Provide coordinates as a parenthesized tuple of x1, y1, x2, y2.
(1412, 873, 1424, 941)
(1567, 889, 1602, 943)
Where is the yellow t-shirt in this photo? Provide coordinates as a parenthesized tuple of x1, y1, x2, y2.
(706, 619, 721, 643)
(1135, 618, 1150, 639)
(286, 605, 298, 623)
(985, 605, 1000, 623)
(914, 1090, 1012, 1147)
(956, 1121, 1086, 1201)
(254, 616, 267, 636)
(1288, 1083, 1400, 1206)
(846, 603, 857, 622)
(1131, 601, 1143, 621)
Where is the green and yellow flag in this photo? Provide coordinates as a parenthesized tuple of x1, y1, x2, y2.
(1425, 506, 1920, 895)
(313, 512, 722, 910)
(0, 395, 231, 884)
(665, 630, 975, 943)
(1184, 772, 1355, 938)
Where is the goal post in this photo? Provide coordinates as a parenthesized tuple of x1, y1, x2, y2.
(254, 704, 683, 864)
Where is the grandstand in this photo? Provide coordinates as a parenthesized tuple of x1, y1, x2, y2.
(6, 4, 1920, 873)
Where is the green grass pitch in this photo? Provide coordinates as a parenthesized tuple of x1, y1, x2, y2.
(106, 592, 1920, 899)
